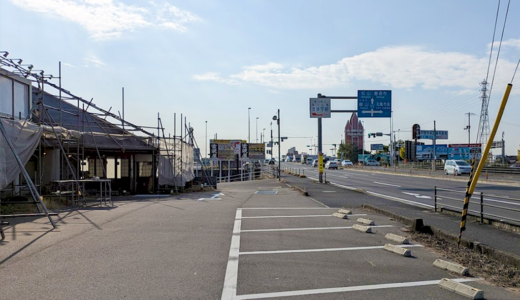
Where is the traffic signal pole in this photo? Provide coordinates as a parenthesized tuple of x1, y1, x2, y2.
(318, 118, 323, 183)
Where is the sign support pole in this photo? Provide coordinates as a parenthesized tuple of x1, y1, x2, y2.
(318, 118, 323, 183)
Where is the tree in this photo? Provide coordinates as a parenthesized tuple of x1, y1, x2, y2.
(337, 143, 359, 162)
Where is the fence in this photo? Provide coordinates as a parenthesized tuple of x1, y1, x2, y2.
(434, 186, 520, 225)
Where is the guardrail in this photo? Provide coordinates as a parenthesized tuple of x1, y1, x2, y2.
(434, 186, 520, 225)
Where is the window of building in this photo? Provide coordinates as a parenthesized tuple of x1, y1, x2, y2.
(0, 74, 30, 119)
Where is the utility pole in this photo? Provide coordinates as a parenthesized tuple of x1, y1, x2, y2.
(270, 122, 273, 159)
(464, 112, 476, 144)
(205, 121, 207, 159)
(248, 107, 251, 143)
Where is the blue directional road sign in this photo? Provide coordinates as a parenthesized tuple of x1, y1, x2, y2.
(357, 90, 392, 118)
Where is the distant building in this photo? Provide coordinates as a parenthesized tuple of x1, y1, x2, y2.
(344, 113, 364, 151)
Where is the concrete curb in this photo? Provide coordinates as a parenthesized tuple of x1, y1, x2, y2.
(385, 233, 409, 244)
(438, 278, 484, 299)
(433, 259, 469, 276)
(352, 224, 372, 233)
(361, 204, 520, 269)
(383, 243, 412, 257)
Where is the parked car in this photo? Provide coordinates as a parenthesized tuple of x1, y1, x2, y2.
(510, 163, 520, 169)
(365, 159, 380, 166)
(341, 160, 353, 167)
(312, 159, 318, 167)
(444, 160, 471, 175)
(325, 161, 338, 169)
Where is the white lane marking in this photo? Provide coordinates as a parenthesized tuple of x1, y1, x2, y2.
(365, 191, 435, 209)
(239, 214, 367, 219)
(339, 176, 349, 178)
(328, 182, 358, 191)
(198, 198, 222, 201)
(241, 225, 394, 233)
(220, 209, 241, 300)
(233, 278, 478, 300)
(373, 181, 401, 188)
(484, 198, 520, 206)
(212, 193, 224, 198)
(241, 207, 336, 210)
(239, 244, 423, 255)
(402, 192, 432, 199)
(322, 191, 336, 193)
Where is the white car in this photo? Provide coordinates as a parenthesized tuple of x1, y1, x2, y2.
(325, 161, 338, 169)
(365, 159, 380, 166)
(341, 160, 353, 167)
(444, 160, 472, 175)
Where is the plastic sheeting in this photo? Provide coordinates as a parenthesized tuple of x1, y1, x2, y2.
(158, 140, 194, 186)
(0, 118, 42, 190)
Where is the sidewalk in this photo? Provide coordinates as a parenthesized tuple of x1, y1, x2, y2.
(281, 174, 520, 267)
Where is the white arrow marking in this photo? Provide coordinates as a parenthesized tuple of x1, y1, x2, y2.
(402, 192, 431, 199)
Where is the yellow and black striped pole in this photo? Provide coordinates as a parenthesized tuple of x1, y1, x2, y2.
(458, 83, 513, 246)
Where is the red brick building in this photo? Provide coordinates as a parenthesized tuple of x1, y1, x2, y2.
(344, 113, 364, 151)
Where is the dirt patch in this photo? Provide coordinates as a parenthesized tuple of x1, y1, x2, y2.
(412, 232, 520, 288)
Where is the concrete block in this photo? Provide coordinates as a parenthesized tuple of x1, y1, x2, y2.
(383, 243, 411, 257)
(338, 209, 352, 215)
(357, 218, 375, 225)
(433, 259, 469, 276)
(332, 212, 348, 219)
(352, 224, 372, 233)
(438, 278, 484, 299)
(385, 233, 409, 244)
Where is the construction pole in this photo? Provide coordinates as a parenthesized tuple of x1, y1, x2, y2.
(458, 84, 513, 246)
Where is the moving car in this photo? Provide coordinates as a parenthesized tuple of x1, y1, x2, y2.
(312, 159, 318, 167)
(341, 160, 353, 167)
(325, 161, 338, 169)
(365, 159, 380, 166)
(444, 160, 471, 175)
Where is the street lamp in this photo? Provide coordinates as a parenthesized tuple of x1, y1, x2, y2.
(256, 117, 259, 143)
(262, 128, 265, 143)
(248, 107, 251, 143)
(272, 110, 280, 181)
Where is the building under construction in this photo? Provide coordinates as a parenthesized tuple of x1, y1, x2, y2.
(0, 52, 196, 207)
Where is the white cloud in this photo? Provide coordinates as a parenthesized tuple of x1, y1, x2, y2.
(193, 72, 240, 85)
(83, 55, 106, 67)
(195, 46, 518, 90)
(9, 0, 200, 40)
(489, 38, 520, 50)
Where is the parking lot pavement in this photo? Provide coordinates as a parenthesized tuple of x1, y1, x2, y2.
(223, 181, 520, 300)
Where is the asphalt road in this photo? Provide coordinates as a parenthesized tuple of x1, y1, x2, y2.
(281, 162, 520, 225)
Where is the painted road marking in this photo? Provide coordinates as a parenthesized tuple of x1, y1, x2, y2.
(198, 192, 224, 201)
(402, 192, 432, 199)
(221, 209, 241, 300)
(322, 191, 337, 193)
(484, 197, 520, 206)
(241, 207, 336, 210)
(233, 278, 478, 300)
(241, 225, 394, 233)
(239, 244, 423, 255)
(239, 214, 367, 219)
(374, 181, 401, 188)
(365, 191, 434, 209)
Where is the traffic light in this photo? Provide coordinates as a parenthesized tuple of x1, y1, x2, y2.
(332, 144, 336, 147)
(368, 133, 373, 138)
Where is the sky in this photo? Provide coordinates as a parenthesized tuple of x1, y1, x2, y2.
(1, 0, 520, 158)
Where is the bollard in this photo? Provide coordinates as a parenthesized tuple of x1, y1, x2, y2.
(454, 169, 457, 176)
(324, 172, 327, 183)
(480, 192, 484, 224)
(434, 186, 437, 212)
(486, 170, 488, 180)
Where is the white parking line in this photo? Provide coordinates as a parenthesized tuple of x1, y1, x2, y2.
(373, 181, 401, 188)
(221, 209, 242, 300)
(239, 244, 423, 255)
(233, 278, 478, 300)
(239, 214, 367, 219)
(241, 225, 394, 233)
(241, 207, 336, 210)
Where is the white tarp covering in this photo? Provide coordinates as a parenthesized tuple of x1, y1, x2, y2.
(158, 140, 194, 186)
(0, 118, 42, 190)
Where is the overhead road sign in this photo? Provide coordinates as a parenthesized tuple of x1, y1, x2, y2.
(448, 144, 482, 160)
(357, 90, 392, 118)
(416, 144, 448, 160)
(371, 144, 384, 151)
(419, 130, 448, 140)
(309, 98, 331, 118)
